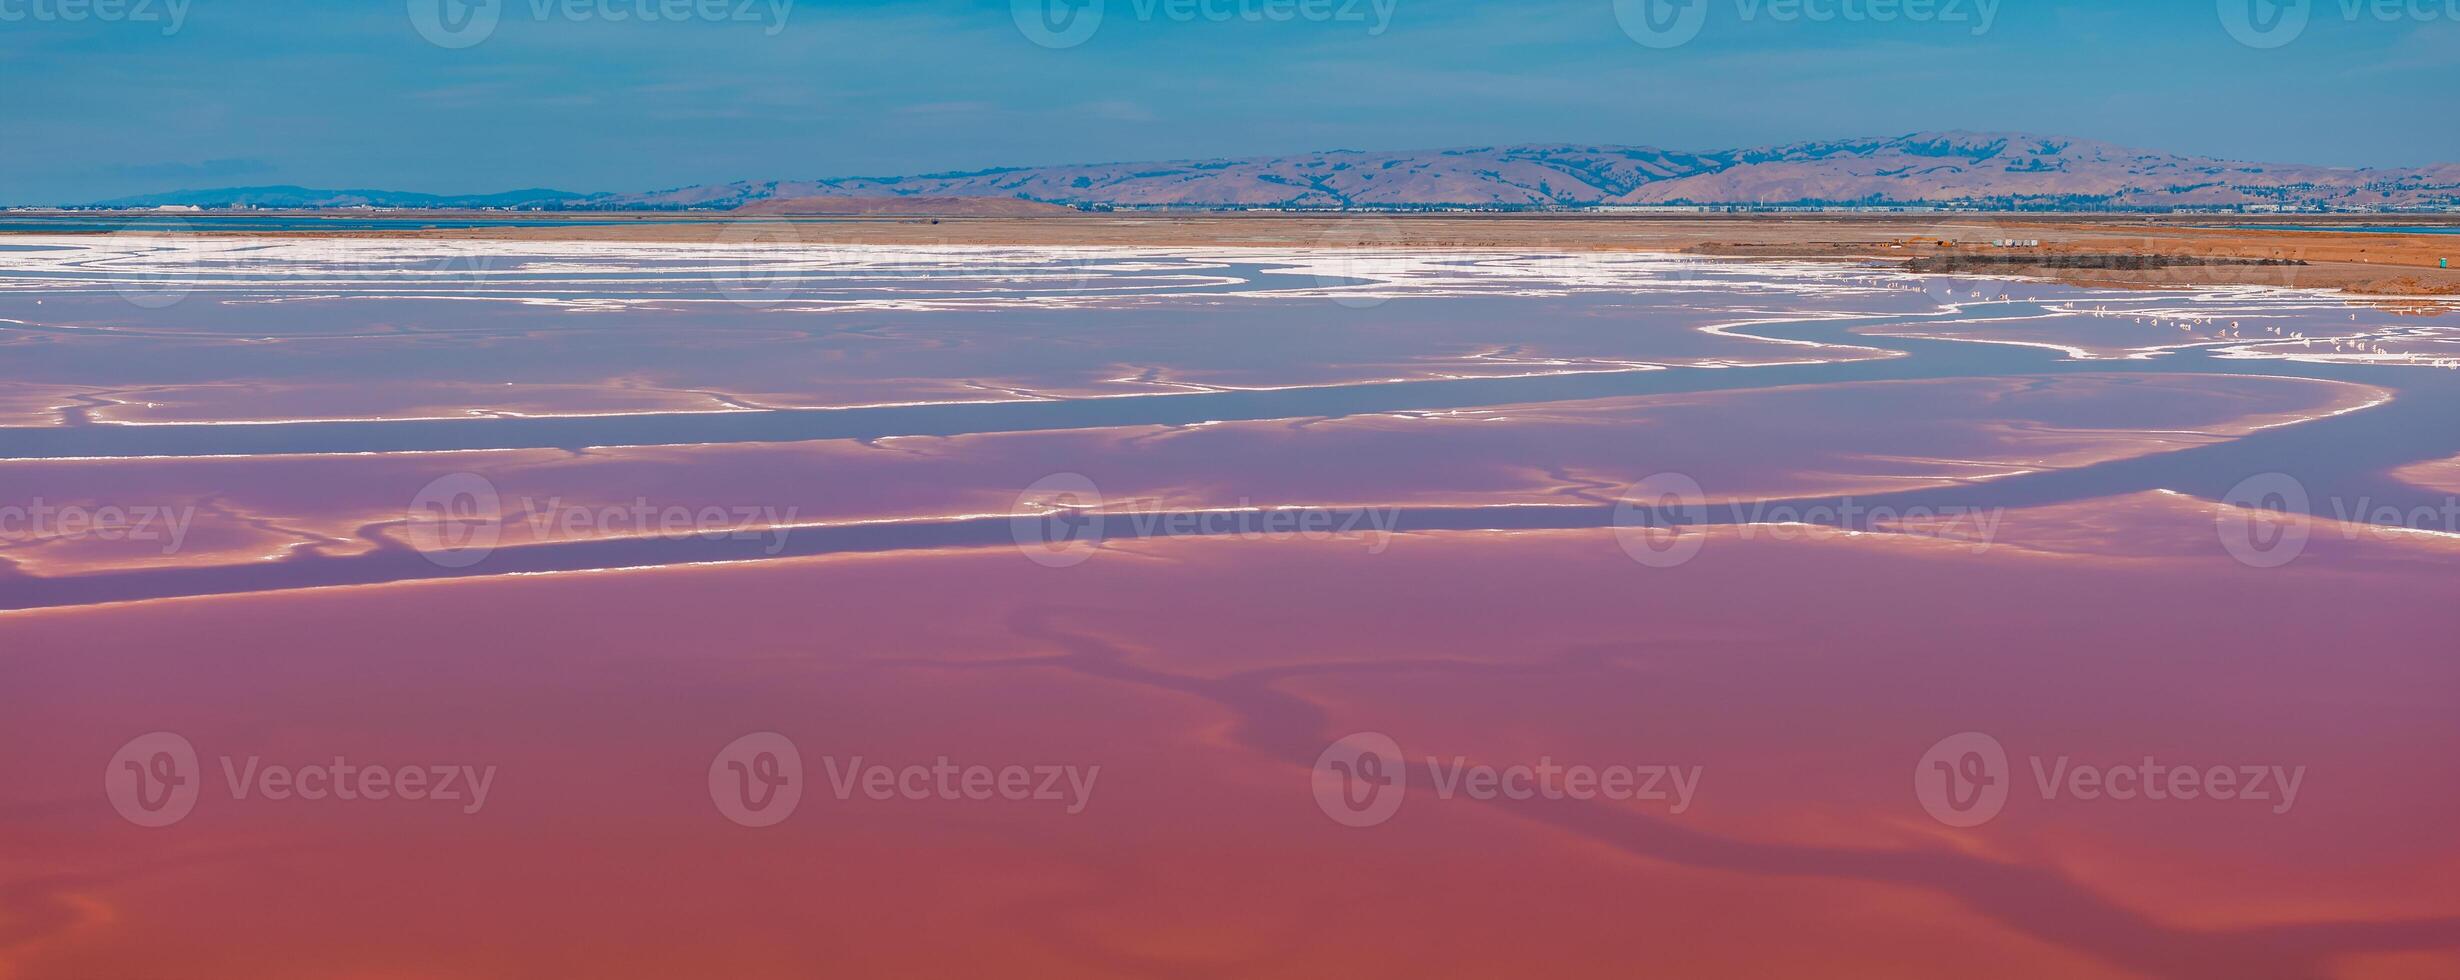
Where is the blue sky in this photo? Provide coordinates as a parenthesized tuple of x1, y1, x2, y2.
(3, 0, 2455, 203)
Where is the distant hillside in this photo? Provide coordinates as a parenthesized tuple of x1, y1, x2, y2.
(601, 144, 1732, 210)
(84, 133, 2460, 212)
(1612, 134, 2460, 210)
(731, 195, 1080, 216)
(90, 185, 592, 210)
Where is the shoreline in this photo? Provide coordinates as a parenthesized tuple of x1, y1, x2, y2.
(8, 211, 2460, 300)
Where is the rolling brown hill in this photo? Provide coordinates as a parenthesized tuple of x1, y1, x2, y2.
(1612, 134, 2460, 210)
(731, 195, 1079, 216)
(592, 132, 2459, 211)
(96, 132, 2460, 212)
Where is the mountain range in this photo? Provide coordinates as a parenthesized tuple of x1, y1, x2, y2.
(85, 132, 2460, 212)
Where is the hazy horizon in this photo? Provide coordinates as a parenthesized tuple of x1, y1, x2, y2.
(7, 1, 2458, 202)
(49, 127, 2460, 207)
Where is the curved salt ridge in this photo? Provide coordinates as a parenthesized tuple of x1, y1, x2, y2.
(3, 241, 2454, 435)
(2, 236, 2441, 325)
(9, 239, 2451, 368)
(0, 237, 1916, 313)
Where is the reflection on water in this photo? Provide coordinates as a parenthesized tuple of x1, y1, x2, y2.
(1, 242, 2457, 979)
